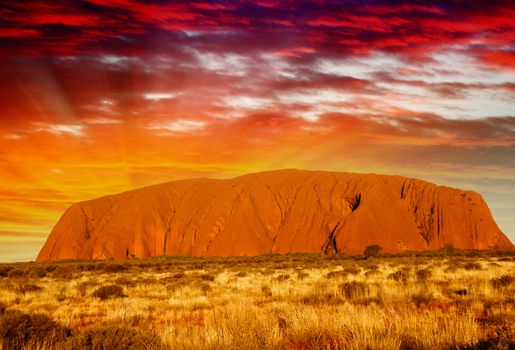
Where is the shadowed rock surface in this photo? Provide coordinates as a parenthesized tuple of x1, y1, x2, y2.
(37, 169, 512, 261)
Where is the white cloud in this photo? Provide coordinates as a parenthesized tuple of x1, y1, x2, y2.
(224, 96, 272, 110)
(101, 99, 114, 106)
(277, 88, 353, 105)
(144, 92, 179, 101)
(422, 51, 515, 85)
(315, 54, 404, 80)
(297, 111, 320, 122)
(259, 53, 299, 79)
(33, 123, 85, 137)
(83, 118, 122, 125)
(147, 119, 206, 133)
(314, 49, 515, 120)
(98, 55, 139, 66)
(191, 50, 249, 77)
(3, 133, 23, 140)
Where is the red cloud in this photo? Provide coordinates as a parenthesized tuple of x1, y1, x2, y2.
(479, 51, 515, 71)
(31, 13, 100, 26)
(0, 28, 39, 37)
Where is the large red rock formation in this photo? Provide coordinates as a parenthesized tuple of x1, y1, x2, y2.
(37, 169, 512, 261)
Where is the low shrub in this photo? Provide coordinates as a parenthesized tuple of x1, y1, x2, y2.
(388, 270, 409, 283)
(411, 291, 435, 306)
(26, 266, 48, 278)
(103, 263, 129, 273)
(0, 301, 6, 314)
(92, 285, 125, 301)
(364, 270, 381, 278)
(477, 313, 515, 349)
(64, 324, 162, 350)
(16, 283, 43, 295)
(114, 277, 137, 288)
(444, 265, 458, 273)
(339, 281, 369, 300)
(491, 275, 513, 289)
(194, 282, 211, 293)
(0, 265, 14, 277)
(326, 270, 347, 279)
(138, 277, 158, 285)
(173, 272, 186, 279)
(343, 266, 360, 275)
(56, 287, 68, 302)
(364, 244, 382, 257)
(276, 274, 290, 281)
(399, 334, 425, 350)
(200, 274, 215, 282)
(297, 272, 309, 280)
(52, 265, 75, 279)
(7, 268, 27, 278)
(261, 285, 272, 298)
(299, 292, 344, 305)
(364, 264, 379, 271)
(416, 268, 432, 281)
(0, 310, 71, 349)
(453, 289, 468, 296)
(462, 262, 482, 270)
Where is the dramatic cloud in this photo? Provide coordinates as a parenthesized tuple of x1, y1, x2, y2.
(0, 0, 514, 261)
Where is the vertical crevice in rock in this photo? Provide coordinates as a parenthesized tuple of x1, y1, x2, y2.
(163, 219, 172, 256)
(81, 206, 91, 240)
(323, 222, 340, 255)
(400, 180, 409, 199)
(348, 193, 361, 212)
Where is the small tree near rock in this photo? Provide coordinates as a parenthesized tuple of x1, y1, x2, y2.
(364, 244, 382, 257)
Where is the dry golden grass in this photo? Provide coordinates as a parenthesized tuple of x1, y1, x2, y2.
(0, 251, 514, 349)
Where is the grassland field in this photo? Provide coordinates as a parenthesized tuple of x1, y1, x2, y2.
(0, 250, 514, 349)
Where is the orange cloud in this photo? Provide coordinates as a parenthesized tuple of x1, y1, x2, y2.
(0, 0, 514, 261)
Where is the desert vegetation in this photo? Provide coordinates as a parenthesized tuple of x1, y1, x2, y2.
(0, 250, 514, 349)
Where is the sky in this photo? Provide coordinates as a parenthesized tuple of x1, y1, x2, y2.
(0, 0, 514, 262)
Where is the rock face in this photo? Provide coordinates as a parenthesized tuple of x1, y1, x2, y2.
(37, 169, 512, 261)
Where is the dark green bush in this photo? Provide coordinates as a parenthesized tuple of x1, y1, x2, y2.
(364, 245, 382, 257)
(92, 285, 125, 301)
